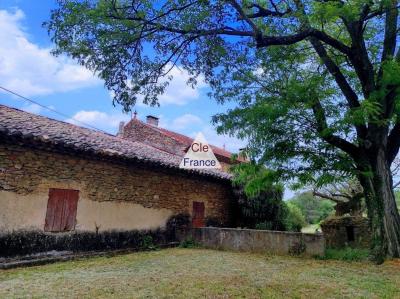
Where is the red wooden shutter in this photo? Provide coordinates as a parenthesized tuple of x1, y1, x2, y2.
(192, 201, 205, 228)
(44, 189, 79, 232)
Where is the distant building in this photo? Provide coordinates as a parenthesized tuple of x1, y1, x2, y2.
(118, 114, 246, 171)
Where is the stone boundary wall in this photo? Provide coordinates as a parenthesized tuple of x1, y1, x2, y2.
(183, 227, 325, 256)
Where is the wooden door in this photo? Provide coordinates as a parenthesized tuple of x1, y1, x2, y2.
(44, 188, 79, 232)
(192, 201, 205, 228)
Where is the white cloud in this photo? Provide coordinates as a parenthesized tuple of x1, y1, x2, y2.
(159, 113, 202, 131)
(21, 103, 43, 114)
(157, 67, 207, 106)
(66, 110, 129, 133)
(124, 66, 207, 107)
(170, 114, 202, 130)
(0, 9, 100, 97)
(20, 103, 55, 114)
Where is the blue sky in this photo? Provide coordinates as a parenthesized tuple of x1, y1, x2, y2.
(0, 0, 295, 198)
(0, 0, 243, 149)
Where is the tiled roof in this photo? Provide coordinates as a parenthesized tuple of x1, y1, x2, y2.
(0, 105, 231, 180)
(129, 118, 245, 162)
(157, 127, 238, 160)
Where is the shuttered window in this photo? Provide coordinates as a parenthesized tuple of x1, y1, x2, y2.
(44, 188, 79, 232)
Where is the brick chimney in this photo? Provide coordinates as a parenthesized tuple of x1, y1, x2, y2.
(146, 115, 159, 127)
(117, 121, 125, 137)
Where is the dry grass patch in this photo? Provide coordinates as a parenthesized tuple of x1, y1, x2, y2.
(0, 248, 399, 298)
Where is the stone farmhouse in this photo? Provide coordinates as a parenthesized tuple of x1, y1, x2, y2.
(0, 105, 242, 235)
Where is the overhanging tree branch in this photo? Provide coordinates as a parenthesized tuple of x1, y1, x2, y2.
(313, 190, 350, 202)
(311, 97, 360, 158)
(342, 20, 376, 98)
(256, 28, 352, 55)
(110, 2, 352, 57)
(309, 37, 367, 140)
(228, 0, 259, 34)
(246, 3, 292, 18)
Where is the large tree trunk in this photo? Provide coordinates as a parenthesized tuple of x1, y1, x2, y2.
(375, 149, 400, 258)
(359, 148, 400, 262)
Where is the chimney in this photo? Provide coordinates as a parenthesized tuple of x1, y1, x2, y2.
(146, 115, 159, 127)
(117, 121, 125, 136)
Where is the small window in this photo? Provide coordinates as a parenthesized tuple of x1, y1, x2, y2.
(346, 226, 355, 242)
(44, 188, 79, 232)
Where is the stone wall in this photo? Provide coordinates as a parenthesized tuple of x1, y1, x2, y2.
(320, 216, 371, 248)
(0, 143, 234, 232)
(182, 227, 325, 256)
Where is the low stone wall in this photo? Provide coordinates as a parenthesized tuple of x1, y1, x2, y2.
(183, 227, 325, 256)
(320, 216, 371, 248)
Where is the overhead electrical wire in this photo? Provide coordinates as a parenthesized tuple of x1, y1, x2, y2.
(0, 85, 109, 134)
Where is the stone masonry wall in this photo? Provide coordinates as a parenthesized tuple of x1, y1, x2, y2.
(320, 216, 371, 248)
(0, 143, 234, 230)
(181, 227, 325, 256)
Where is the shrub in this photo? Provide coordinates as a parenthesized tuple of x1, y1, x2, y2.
(254, 222, 273, 230)
(165, 213, 191, 240)
(233, 185, 287, 230)
(166, 213, 191, 229)
(179, 237, 199, 248)
(285, 202, 307, 232)
(141, 235, 158, 250)
(318, 247, 370, 262)
(0, 229, 171, 258)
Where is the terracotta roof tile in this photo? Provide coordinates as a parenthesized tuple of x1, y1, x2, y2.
(0, 105, 231, 180)
(128, 118, 245, 162)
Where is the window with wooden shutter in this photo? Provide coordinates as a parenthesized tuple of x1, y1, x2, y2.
(44, 188, 79, 232)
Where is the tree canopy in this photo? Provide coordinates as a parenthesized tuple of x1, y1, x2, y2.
(46, 0, 397, 185)
(47, 0, 400, 259)
(288, 192, 335, 224)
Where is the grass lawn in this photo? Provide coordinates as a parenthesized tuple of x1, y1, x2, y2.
(0, 248, 399, 298)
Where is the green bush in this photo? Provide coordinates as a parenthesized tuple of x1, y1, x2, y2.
(254, 222, 274, 230)
(141, 235, 158, 250)
(285, 202, 307, 232)
(165, 213, 191, 240)
(233, 184, 287, 231)
(179, 237, 199, 248)
(318, 247, 370, 262)
(0, 229, 171, 257)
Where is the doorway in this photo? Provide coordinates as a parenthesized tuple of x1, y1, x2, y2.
(192, 201, 205, 228)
